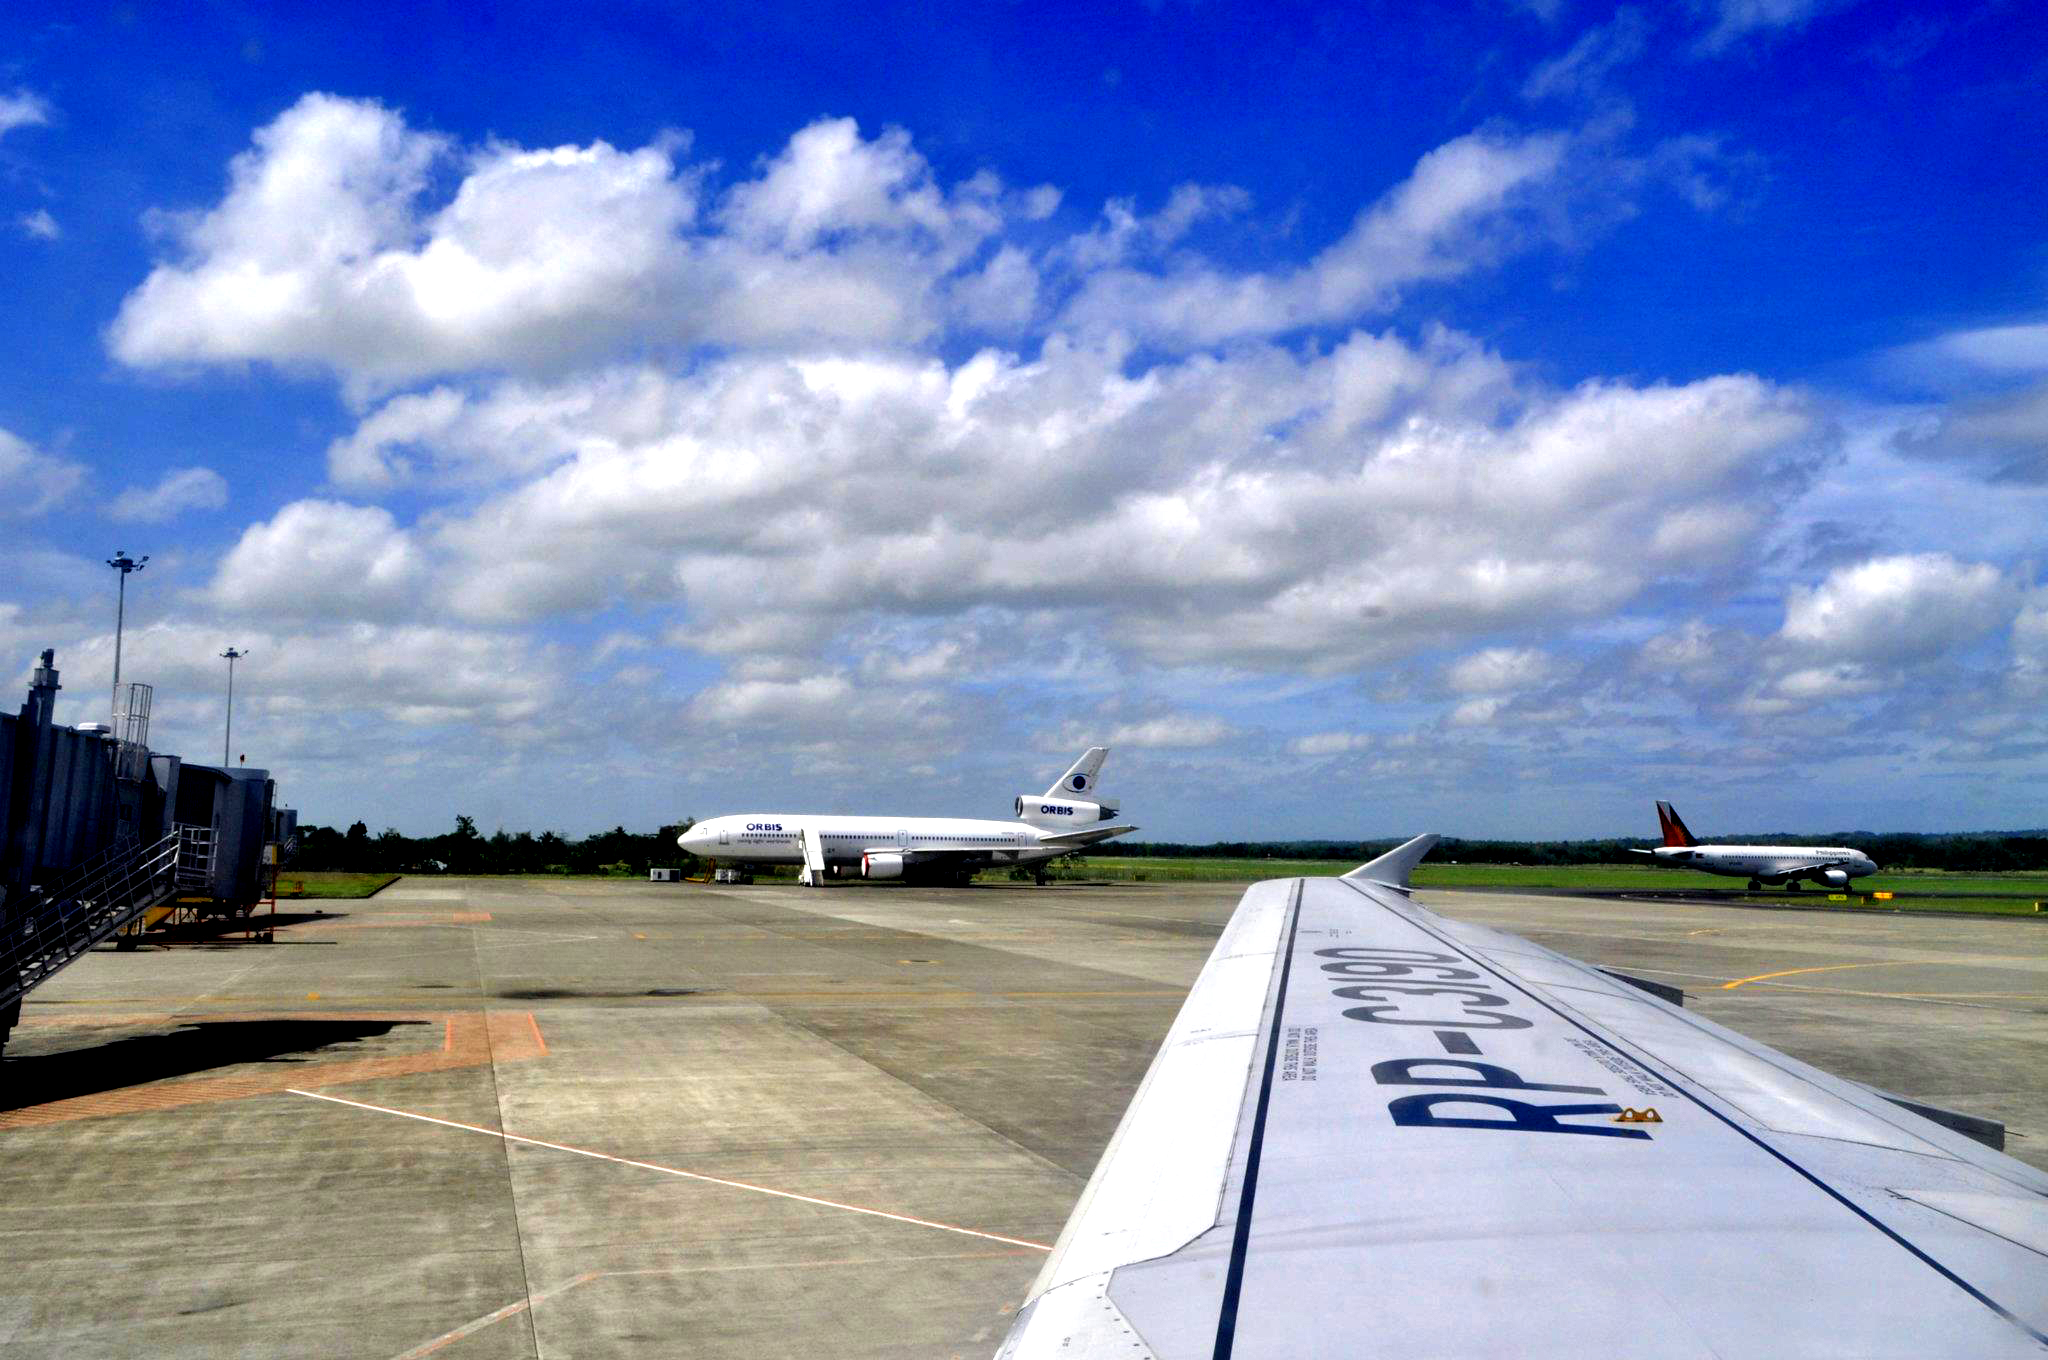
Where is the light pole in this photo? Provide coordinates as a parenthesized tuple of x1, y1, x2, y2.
(106, 550, 148, 726)
(219, 647, 246, 766)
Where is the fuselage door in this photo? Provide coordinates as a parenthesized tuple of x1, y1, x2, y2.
(897, 828, 910, 849)
(718, 827, 731, 847)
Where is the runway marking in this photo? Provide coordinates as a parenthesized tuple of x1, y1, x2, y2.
(390, 1272, 595, 1359)
(386, 1249, 1039, 1360)
(1720, 961, 1930, 990)
(290, 1088, 1053, 1252)
(0, 1011, 545, 1131)
(309, 912, 492, 929)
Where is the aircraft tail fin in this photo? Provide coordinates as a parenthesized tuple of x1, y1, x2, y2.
(1045, 747, 1109, 800)
(1656, 801, 1698, 848)
(1343, 833, 1440, 889)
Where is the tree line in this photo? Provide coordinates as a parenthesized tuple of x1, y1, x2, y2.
(1112, 832, 2048, 872)
(293, 818, 698, 876)
(291, 819, 2048, 876)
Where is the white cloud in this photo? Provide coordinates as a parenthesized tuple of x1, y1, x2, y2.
(1695, 0, 1856, 53)
(1290, 730, 1374, 756)
(314, 334, 1815, 681)
(1524, 9, 1650, 102)
(1059, 129, 1570, 346)
(210, 500, 428, 620)
(18, 209, 59, 240)
(107, 99, 1052, 390)
(1445, 647, 1560, 694)
(110, 467, 229, 522)
(1777, 553, 2017, 665)
(1918, 321, 2048, 375)
(0, 428, 84, 517)
(107, 95, 703, 388)
(0, 90, 52, 139)
(1103, 715, 1237, 749)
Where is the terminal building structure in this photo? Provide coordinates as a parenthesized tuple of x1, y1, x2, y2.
(0, 649, 291, 1055)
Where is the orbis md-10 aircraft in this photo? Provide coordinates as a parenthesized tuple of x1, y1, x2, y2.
(675, 747, 1135, 885)
(1627, 799, 1878, 891)
(998, 837, 2048, 1357)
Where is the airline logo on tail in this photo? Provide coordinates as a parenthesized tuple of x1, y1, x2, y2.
(1655, 800, 1697, 848)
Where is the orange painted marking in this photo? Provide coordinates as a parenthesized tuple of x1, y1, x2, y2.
(291, 1089, 1053, 1252)
(310, 912, 492, 929)
(0, 1011, 545, 1131)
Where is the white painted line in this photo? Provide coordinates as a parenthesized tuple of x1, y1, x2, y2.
(388, 1272, 594, 1360)
(289, 1088, 1053, 1252)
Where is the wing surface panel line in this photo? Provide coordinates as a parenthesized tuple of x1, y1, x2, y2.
(1208, 880, 1303, 1360)
(1343, 877, 2048, 1350)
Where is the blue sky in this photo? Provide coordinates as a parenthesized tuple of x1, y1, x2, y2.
(3, 0, 2045, 841)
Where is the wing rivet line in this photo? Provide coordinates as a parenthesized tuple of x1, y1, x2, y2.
(1613, 1107, 1663, 1123)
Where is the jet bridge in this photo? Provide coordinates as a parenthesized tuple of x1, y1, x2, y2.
(0, 649, 287, 1055)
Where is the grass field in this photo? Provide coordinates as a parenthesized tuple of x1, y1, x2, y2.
(1072, 858, 2048, 917)
(273, 872, 399, 899)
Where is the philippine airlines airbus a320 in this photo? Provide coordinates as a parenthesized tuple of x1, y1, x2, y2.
(1627, 800, 1878, 891)
(676, 748, 1136, 885)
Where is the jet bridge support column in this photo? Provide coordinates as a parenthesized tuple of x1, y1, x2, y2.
(799, 826, 827, 886)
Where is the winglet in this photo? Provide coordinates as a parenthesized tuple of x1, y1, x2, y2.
(1342, 833, 1440, 889)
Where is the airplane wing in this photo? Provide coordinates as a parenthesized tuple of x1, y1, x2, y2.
(997, 835, 2048, 1358)
(1033, 824, 1139, 849)
(1770, 857, 1858, 876)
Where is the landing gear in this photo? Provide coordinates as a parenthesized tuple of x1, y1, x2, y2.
(1747, 878, 1762, 892)
(1034, 867, 1049, 886)
(1786, 880, 1802, 893)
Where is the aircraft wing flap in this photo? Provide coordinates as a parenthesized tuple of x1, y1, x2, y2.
(1000, 872, 2048, 1359)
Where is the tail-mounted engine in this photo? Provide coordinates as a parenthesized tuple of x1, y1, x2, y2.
(1015, 795, 1120, 829)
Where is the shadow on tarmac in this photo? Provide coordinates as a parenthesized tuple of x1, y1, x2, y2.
(0, 1018, 424, 1108)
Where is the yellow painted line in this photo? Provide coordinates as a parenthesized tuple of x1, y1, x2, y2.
(1720, 961, 1923, 990)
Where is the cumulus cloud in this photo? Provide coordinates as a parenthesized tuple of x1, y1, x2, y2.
(107, 95, 701, 387)
(18, 208, 59, 241)
(110, 467, 229, 522)
(300, 333, 1820, 683)
(210, 500, 428, 620)
(1777, 553, 2017, 666)
(0, 428, 84, 516)
(100, 96, 2036, 814)
(106, 98, 1056, 390)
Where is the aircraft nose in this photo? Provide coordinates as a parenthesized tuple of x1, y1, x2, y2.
(678, 823, 708, 852)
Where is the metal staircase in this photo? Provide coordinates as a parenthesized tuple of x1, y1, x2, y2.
(1, 830, 182, 1042)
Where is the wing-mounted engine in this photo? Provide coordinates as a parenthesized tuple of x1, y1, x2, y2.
(861, 851, 907, 880)
(1015, 794, 1120, 829)
(1816, 868, 1849, 889)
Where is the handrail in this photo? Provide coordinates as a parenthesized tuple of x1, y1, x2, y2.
(1, 830, 183, 1014)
